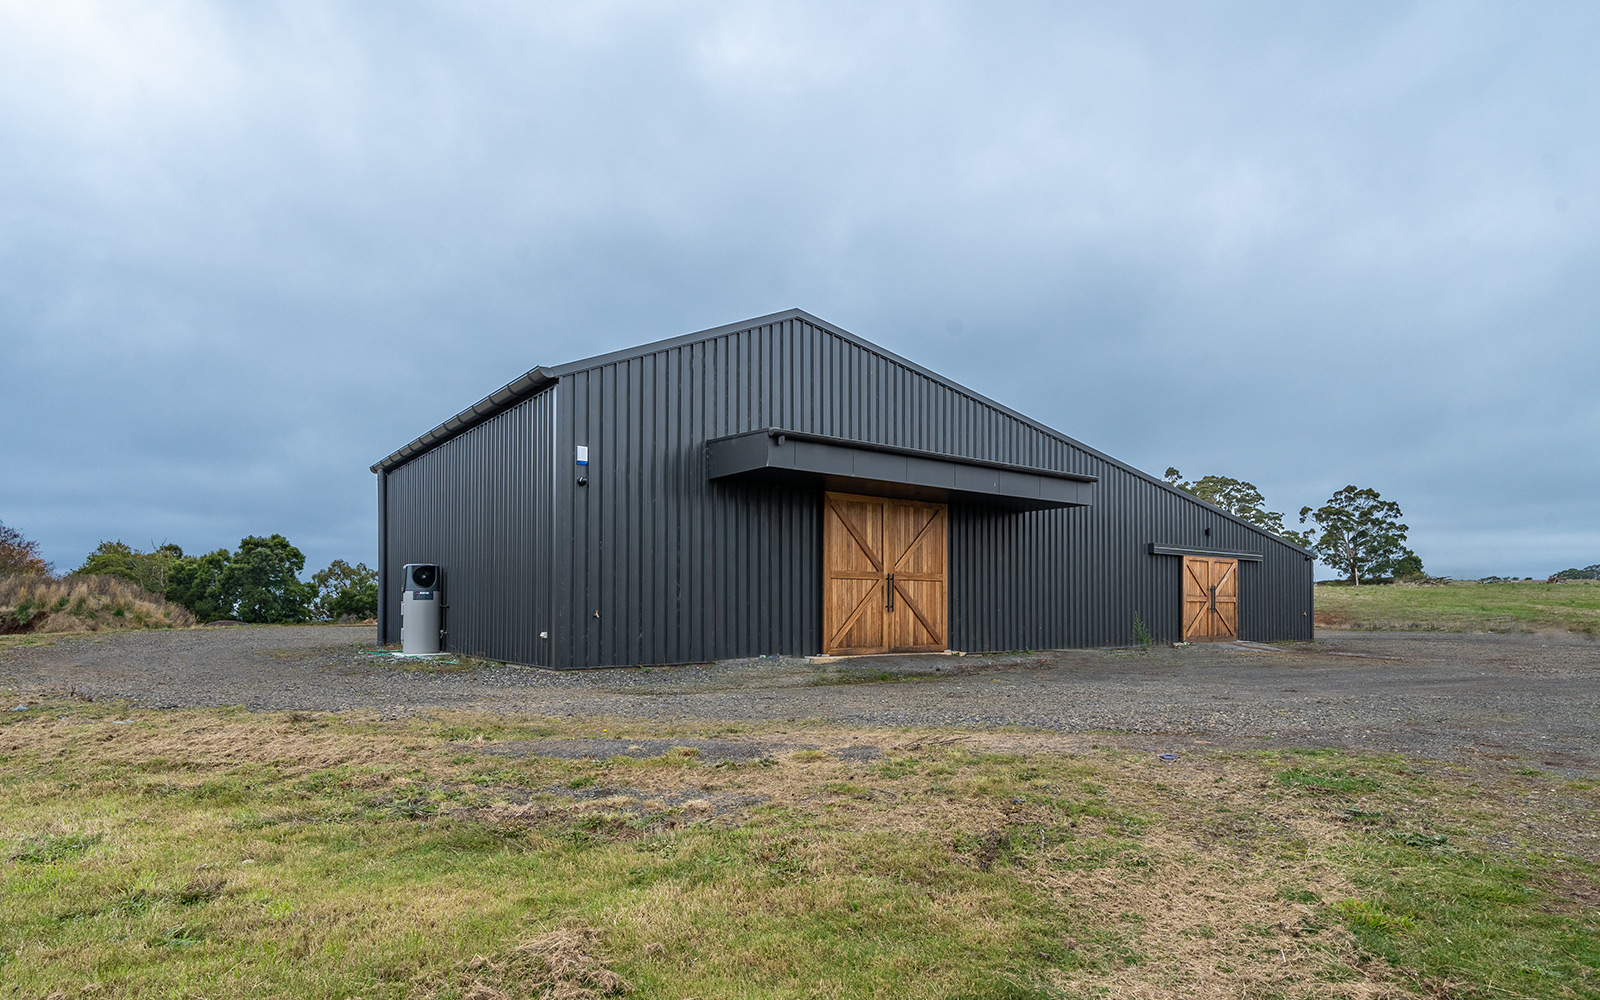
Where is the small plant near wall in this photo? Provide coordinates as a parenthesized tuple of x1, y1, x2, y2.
(1132, 613, 1153, 647)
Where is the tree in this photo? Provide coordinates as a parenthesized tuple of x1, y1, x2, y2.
(1298, 486, 1410, 585)
(166, 548, 235, 621)
(76, 541, 184, 595)
(1552, 564, 1600, 581)
(220, 535, 314, 624)
(311, 559, 378, 620)
(157, 535, 317, 623)
(1392, 550, 1426, 581)
(0, 520, 52, 577)
(1163, 468, 1312, 547)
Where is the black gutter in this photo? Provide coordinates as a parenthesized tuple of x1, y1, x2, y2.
(369, 367, 558, 473)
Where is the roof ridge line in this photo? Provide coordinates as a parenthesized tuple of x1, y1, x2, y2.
(368, 309, 1311, 557)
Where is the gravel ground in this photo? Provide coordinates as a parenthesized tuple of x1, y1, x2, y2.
(2, 625, 1597, 773)
(477, 737, 883, 764)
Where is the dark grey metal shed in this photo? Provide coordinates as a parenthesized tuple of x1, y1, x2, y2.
(372, 309, 1312, 667)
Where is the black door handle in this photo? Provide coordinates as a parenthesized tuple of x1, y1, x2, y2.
(887, 573, 894, 611)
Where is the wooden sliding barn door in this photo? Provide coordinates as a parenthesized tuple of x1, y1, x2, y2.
(822, 493, 889, 655)
(823, 492, 948, 655)
(884, 499, 949, 652)
(1182, 556, 1239, 641)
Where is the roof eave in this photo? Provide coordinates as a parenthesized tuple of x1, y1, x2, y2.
(370, 367, 558, 474)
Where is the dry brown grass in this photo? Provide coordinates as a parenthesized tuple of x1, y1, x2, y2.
(0, 710, 414, 778)
(414, 927, 630, 1000)
(0, 573, 195, 634)
(775, 735, 1408, 998)
(1035, 828, 1398, 999)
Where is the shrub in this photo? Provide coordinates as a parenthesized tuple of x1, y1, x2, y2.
(75, 541, 184, 594)
(1131, 613, 1152, 647)
(0, 520, 51, 577)
(0, 575, 197, 635)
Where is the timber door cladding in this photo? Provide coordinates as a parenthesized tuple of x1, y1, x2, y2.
(823, 493, 886, 654)
(884, 498, 948, 652)
(1182, 556, 1239, 641)
(823, 492, 948, 655)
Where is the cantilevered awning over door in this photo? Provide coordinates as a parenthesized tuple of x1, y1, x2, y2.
(706, 428, 1096, 511)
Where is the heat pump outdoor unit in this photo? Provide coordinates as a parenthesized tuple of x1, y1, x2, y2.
(401, 563, 441, 654)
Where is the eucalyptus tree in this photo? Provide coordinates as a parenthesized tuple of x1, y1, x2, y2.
(1162, 468, 1311, 546)
(1298, 486, 1411, 585)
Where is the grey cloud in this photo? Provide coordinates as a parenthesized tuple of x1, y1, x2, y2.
(2, 1, 1596, 581)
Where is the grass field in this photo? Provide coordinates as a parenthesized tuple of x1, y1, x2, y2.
(1316, 580, 1600, 634)
(3, 702, 1597, 998)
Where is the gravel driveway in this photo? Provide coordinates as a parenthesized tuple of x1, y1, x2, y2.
(3, 626, 1597, 772)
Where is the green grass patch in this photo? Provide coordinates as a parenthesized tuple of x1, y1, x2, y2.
(9, 831, 103, 864)
(0, 705, 1595, 998)
(1278, 768, 1383, 795)
(1316, 580, 1600, 633)
(1329, 835, 1600, 996)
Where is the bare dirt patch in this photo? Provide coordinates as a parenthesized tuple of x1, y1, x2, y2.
(1536, 871, 1600, 915)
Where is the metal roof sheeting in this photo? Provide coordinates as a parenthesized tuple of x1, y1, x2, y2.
(371, 309, 1311, 556)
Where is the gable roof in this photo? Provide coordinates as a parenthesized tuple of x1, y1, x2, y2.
(370, 308, 1311, 556)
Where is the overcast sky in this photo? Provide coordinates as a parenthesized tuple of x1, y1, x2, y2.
(3, 1, 1596, 581)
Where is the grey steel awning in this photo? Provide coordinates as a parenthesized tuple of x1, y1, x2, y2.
(1148, 543, 1264, 561)
(706, 428, 1096, 511)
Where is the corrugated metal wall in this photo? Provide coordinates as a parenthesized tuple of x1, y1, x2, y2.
(381, 387, 556, 665)
(949, 482, 1313, 650)
(541, 314, 1310, 667)
(551, 346, 822, 667)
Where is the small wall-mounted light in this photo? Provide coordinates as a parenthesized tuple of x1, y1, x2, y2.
(577, 476, 588, 487)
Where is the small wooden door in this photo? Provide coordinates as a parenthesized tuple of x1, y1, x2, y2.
(1182, 556, 1239, 641)
(823, 492, 948, 655)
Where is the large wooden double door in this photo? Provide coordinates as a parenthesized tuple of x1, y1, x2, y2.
(823, 492, 948, 655)
(1182, 556, 1239, 641)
